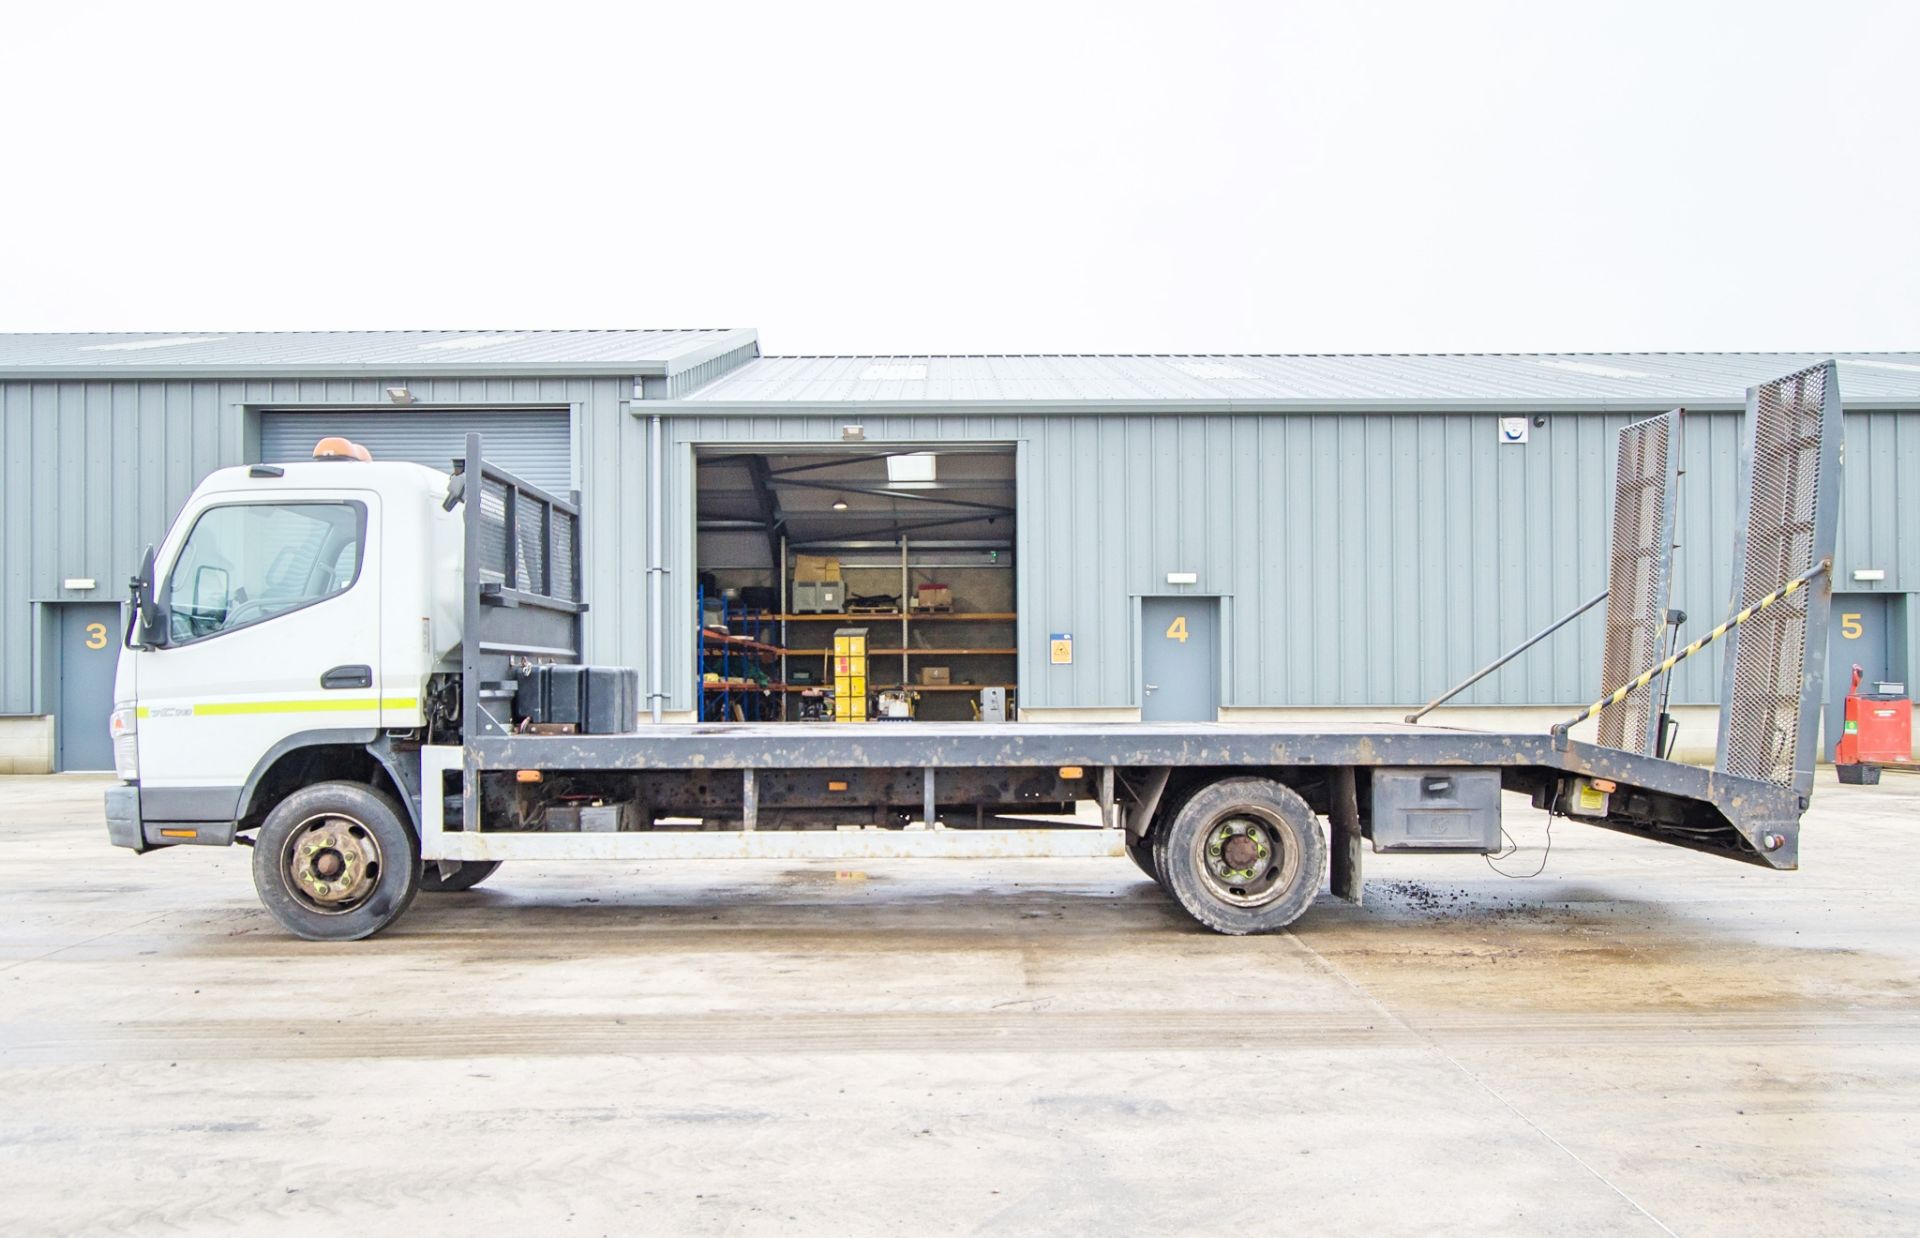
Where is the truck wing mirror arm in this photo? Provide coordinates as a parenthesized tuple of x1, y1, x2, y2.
(128, 544, 169, 649)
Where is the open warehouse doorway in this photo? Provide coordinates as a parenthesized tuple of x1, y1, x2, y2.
(695, 446, 1017, 722)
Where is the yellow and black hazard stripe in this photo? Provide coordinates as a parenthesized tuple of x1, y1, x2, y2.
(1551, 558, 1830, 745)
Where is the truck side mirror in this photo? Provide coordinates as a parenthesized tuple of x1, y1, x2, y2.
(130, 544, 169, 649)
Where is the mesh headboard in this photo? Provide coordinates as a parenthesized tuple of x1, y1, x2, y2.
(458, 433, 585, 739)
(1714, 362, 1843, 796)
(1596, 409, 1681, 754)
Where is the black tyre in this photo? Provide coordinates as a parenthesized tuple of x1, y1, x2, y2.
(251, 781, 422, 942)
(1149, 781, 1202, 894)
(1156, 777, 1326, 935)
(1123, 829, 1159, 884)
(420, 859, 503, 893)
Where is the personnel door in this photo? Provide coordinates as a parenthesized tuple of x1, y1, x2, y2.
(1826, 594, 1894, 759)
(1142, 597, 1220, 722)
(56, 603, 121, 770)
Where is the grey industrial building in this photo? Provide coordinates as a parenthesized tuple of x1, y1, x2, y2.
(3, 330, 1916, 772)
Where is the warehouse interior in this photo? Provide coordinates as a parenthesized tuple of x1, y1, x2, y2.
(695, 447, 1017, 722)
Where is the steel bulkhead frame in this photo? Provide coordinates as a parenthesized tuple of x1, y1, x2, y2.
(454, 433, 587, 837)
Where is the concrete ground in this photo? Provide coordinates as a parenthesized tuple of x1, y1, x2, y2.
(1, 774, 1916, 1236)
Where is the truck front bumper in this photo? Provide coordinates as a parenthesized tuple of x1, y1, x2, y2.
(104, 785, 147, 853)
(106, 785, 239, 851)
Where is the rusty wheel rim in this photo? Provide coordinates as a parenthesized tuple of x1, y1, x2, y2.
(1193, 810, 1297, 909)
(282, 814, 384, 915)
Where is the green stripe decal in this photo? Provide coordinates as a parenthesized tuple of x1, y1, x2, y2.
(190, 698, 418, 716)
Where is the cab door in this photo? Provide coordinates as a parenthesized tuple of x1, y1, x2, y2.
(133, 492, 381, 815)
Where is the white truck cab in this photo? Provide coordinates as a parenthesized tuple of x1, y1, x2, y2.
(107, 444, 463, 858)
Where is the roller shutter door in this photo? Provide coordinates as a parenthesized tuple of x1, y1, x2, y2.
(259, 408, 572, 492)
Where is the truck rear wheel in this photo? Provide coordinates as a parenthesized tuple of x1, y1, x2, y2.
(251, 781, 422, 941)
(420, 860, 502, 893)
(1156, 777, 1325, 935)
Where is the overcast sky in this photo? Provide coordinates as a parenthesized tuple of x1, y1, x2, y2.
(4, 1, 1914, 353)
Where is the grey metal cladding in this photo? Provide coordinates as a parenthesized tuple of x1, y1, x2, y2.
(652, 408, 1717, 714)
(1596, 409, 1680, 753)
(1715, 363, 1845, 795)
(4, 351, 1914, 723)
(0, 374, 635, 716)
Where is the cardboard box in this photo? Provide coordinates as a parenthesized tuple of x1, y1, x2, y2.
(920, 665, 952, 686)
(913, 584, 953, 610)
(793, 554, 842, 583)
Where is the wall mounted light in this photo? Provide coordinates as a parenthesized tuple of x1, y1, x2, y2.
(385, 385, 414, 405)
(841, 424, 865, 441)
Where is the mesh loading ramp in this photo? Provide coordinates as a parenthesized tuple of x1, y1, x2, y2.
(1596, 408, 1681, 755)
(1715, 362, 1844, 798)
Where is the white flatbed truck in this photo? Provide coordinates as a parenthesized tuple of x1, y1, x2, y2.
(103, 364, 1846, 941)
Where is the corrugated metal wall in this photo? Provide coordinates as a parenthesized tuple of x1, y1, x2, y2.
(5, 378, 1915, 722)
(651, 408, 1920, 715)
(0, 376, 636, 716)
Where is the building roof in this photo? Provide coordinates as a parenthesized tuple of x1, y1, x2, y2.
(2, 333, 1914, 409)
(672, 351, 1920, 411)
(0, 328, 759, 379)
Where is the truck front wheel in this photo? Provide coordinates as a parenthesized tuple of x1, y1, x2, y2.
(1156, 777, 1325, 935)
(252, 781, 422, 941)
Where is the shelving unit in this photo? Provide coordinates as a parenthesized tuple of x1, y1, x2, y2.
(696, 588, 783, 722)
(699, 522, 1015, 721)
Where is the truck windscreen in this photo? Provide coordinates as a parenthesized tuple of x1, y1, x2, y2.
(164, 501, 365, 642)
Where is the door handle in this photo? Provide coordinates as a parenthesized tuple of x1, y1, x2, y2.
(1144, 683, 1158, 694)
(321, 664, 373, 690)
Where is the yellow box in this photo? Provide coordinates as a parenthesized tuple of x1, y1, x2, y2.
(832, 626, 868, 721)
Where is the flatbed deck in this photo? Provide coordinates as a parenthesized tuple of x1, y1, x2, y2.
(448, 720, 1804, 870)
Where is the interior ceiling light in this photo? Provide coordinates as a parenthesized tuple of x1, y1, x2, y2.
(885, 453, 936, 483)
(832, 498, 849, 511)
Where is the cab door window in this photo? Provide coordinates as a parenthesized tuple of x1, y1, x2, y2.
(165, 502, 366, 643)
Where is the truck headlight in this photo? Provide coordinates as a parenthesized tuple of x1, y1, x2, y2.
(109, 705, 138, 781)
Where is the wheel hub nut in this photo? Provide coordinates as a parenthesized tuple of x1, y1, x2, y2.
(1222, 834, 1259, 869)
